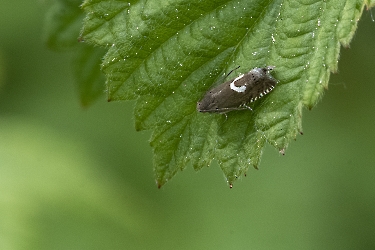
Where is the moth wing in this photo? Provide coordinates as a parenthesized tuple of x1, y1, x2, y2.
(245, 75, 278, 102)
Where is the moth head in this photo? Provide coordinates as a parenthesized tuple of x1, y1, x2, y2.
(196, 94, 219, 112)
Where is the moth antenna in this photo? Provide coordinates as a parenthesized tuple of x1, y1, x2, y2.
(225, 66, 241, 78)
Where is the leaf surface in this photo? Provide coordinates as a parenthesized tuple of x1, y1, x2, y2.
(78, 0, 371, 187)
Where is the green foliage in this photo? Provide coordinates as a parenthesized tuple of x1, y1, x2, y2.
(45, 0, 105, 106)
(45, 0, 373, 187)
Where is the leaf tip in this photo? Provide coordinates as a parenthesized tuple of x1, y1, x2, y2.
(80, 100, 90, 108)
(279, 149, 286, 155)
(78, 36, 84, 43)
(135, 126, 142, 132)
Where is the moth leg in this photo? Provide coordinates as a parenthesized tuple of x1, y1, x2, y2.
(244, 105, 253, 111)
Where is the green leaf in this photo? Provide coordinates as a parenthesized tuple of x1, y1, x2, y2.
(73, 45, 106, 106)
(45, 0, 105, 106)
(79, 0, 372, 187)
(44, 0, 85, 50)
(366, 0, 375, 9)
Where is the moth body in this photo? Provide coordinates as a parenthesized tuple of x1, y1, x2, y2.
(197, 66, 277, 113)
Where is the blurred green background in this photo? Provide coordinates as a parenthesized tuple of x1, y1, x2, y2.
(1, 1, 375, 249)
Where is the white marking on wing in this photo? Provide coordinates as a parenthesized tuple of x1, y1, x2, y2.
(230, 74, 246, 93)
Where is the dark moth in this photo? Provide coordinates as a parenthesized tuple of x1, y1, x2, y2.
(197, 66, 278, 113)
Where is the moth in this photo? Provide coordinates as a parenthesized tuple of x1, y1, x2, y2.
(197, 66, 278, 113)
